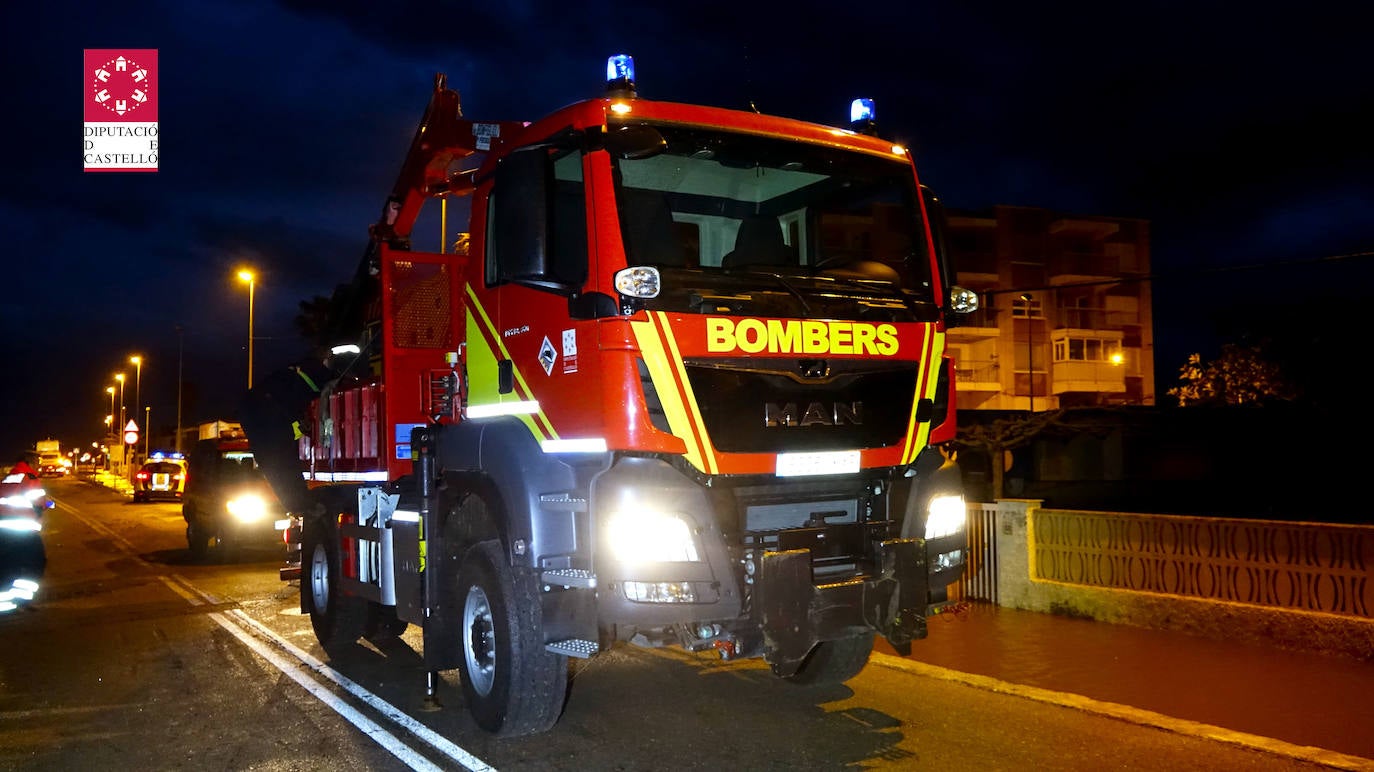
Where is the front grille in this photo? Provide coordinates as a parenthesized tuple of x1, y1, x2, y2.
(686, 362, 917, 453)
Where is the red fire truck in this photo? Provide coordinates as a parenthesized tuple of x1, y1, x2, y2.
(263, 55, 978, 736)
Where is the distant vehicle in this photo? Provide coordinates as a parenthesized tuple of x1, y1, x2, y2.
(35, 439, 68, 478)
(132, 453, 187, 503)
(2, 464, 54, 518)
(182, 437, 287, 561)
(1, 463, 46, 612)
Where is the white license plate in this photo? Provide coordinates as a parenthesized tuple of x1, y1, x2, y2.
(153, 474, 171, 489)
(775, 450, 860, 477)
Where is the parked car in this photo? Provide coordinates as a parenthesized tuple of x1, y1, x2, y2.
(182, 438, 287, 561)
(132, 454, 187, 503)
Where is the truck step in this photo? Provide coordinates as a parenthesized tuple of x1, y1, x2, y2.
(546, 638, 599, 658)
(541, 568, 597, 589)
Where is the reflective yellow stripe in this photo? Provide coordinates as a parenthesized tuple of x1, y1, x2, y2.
(464, 285, 558, 441)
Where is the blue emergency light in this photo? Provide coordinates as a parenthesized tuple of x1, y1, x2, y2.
(606, 54, 636, 97)
(850, 98, 877, 134)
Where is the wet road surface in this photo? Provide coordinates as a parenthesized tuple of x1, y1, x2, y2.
(879, 601, 1374, 762)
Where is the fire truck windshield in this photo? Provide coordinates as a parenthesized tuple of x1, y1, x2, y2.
(611, 124, 938, 322)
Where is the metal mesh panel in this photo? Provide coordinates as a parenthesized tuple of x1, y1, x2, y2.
(390, 261, 452, 349)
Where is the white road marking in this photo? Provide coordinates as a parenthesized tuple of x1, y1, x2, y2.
(58, 496, 496, 771)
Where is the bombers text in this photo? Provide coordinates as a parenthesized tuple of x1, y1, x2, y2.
(706, 318, 899, 356)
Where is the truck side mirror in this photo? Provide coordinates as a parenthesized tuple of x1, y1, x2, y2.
(492, 147, 576, 293)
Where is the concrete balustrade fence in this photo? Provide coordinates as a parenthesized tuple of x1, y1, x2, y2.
(958, 500, 1374, 662)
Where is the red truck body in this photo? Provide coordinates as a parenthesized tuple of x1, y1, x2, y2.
(270, 56, 976, 736)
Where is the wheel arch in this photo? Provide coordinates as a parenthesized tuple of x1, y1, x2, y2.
(435, 417, 583, 569)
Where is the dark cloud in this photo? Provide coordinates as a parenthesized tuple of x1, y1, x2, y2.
(2, 0, 1371, 455)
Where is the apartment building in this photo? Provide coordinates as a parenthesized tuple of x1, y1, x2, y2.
(944, 205, 1155, 409)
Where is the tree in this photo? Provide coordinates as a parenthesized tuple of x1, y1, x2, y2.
(1166, 344, 1296, 406)
(955, 410, 1064, 500)
(293, 294, 335, 353)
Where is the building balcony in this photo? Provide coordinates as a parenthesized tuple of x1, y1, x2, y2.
(1047, 253, 1121, 284)
(1051, 360, 1127, 394)
(948, 306, 1000, 339)
(953, 360, 1001, 391)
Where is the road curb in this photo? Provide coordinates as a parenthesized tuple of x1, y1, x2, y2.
(870, 652, 1374, 771)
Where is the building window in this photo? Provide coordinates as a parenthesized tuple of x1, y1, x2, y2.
(1053, 336, 1122, 363)
(1012, 295, 1042, 318)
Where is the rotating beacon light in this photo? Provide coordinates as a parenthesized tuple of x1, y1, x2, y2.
(606, 54, 636, 98)
(850, 98, 877, 135)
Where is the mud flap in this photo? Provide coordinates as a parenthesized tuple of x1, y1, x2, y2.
(876, 538, 927, 656)
(757, 548, 815, 677)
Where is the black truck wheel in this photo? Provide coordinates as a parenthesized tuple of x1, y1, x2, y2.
(784, 632, 875, 687)
(216, 527, 241, 563)
(186, 508, 213, 562)
(456, 538, 568, 736)
(303, 518, 367, 651)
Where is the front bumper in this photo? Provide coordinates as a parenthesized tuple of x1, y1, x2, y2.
(756, 537, 929, 675)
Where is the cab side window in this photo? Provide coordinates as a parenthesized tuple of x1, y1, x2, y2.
(486, 147, 587, 290)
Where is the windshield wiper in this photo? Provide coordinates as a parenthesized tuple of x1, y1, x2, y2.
(758, 272, 811, 315)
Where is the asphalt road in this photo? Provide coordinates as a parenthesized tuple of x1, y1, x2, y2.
(0, 479, 1362, 771)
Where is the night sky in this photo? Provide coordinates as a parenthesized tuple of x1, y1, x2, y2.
(4, 1, 1372, 458)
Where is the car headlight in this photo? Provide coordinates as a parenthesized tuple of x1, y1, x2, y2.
(604, 510, 699, 563)
(226, 494, 268, 523)
(925, 494, 966, 540)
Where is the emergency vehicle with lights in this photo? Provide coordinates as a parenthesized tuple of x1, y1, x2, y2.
(182, 430, 286, 561)
(265, 55, 978, 736)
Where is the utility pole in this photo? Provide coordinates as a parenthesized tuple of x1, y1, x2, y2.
(175, 324, 184, 454)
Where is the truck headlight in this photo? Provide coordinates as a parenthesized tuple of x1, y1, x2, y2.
(1, 494, 41, 510)
(605, 510, 699, 563)
(226, 494, 268, 523)
(0, 516, 41, 532)
(925, 494, 966, 540)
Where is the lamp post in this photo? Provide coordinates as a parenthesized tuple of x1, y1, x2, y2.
(106, 386, 116, 433)
(105, 386, 116, 469)
(130, 355, 143, 459)
(1020, 293, 1034, 413)
(114, 373, 126, 431)
(237, 269, 255, 389)
(145, 406, 151, 458)
(175, 324, 184, 454)
(115, 372, 126, 475)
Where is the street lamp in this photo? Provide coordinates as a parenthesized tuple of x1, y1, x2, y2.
(1020, 293, 1034, 413)
(237, 269, 255, 389)
(114, 372, 126, 475)
(175, 324, 185, 454)
(114, 373, 126, 429)
(105, 384, 116, 445)
(130, 355, 143, 447)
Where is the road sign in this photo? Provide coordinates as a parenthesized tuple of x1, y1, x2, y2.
(123, 419, 139, 446)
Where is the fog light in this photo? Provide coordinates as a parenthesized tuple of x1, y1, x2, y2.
(935, 549, 964, 571)
(623, 581, 699, 603)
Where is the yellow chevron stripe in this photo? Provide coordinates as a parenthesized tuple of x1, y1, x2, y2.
(464, 285, 558, 442)
(630, 315, 710, 473)
(901, 325, 945, 461)
(654, 312, 719, 474)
